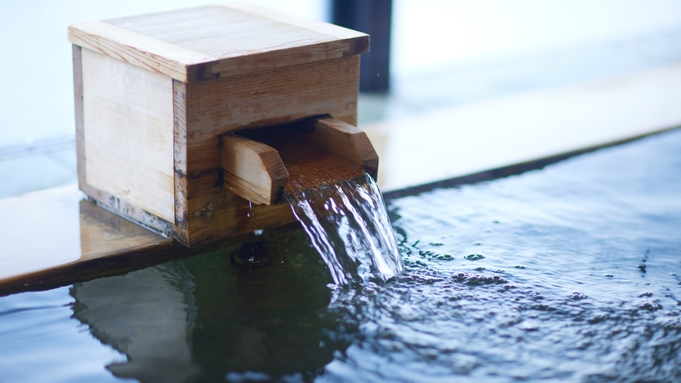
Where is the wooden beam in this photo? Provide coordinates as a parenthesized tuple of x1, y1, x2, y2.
(309, 117, 379, 180)
(220, 135, 289, 205)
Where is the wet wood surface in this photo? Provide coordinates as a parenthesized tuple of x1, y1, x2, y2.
(0, 185, 247, 296)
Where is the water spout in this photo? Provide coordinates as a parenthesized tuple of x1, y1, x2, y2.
(287, 174, 403, 286)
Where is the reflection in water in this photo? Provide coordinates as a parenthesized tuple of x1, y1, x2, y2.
(64, 129, 681, 382)
(71, 228, 344, 382)
(71, 267, 200, 382)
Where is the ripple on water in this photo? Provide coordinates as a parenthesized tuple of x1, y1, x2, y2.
(2, 126, 681, 382)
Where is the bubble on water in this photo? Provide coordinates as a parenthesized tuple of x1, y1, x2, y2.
(636, 264, 646, 272)
(515, 265, 526, 269)
(571, 292, 588, 300)
(429, 242, 444, 246)
(464, 253, 485, 261)
(639, 301, 662, 311)
(451, 272, 508, 286)
(605, 274, 614, 277)
(419, 250, 435, 258)
(639, 292, 653, 298)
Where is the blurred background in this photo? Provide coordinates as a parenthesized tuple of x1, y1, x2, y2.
(2, 0, 681, 197)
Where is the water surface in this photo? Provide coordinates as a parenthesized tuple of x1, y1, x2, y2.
(1, 129, 680, 382)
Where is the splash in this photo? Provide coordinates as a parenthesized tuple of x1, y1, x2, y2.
(286, 173, 403, 286)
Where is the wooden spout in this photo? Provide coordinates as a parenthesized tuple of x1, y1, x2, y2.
(220, 135, 289, 205)
(220, 117, 378, 205)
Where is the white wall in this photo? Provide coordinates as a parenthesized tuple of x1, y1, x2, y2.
(392, 0, 681, 77)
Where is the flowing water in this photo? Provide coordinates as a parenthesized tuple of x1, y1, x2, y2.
(286, 174, 403, 286)
(1, 129, 681, 382)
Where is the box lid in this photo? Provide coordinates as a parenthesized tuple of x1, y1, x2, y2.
(68, 3, 369, 83)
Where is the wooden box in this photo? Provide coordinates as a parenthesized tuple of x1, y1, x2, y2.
(69, 4, 372, 246)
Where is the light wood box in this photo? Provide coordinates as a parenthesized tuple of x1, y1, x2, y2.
(69, 4, 370, 246)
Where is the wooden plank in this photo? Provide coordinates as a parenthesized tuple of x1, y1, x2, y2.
(237, 123, 367, 193)
(183, 188, 296, 246)
(0, 186, 253, 296)
(76, 46, 175, 237)
(0, 186, 171, 294)
(223, 3, 369, 41)
(173, 80, 189, 240)
(82, 48, 175, 222)
(209, 39, 366, 78)
(185, 56, 360, 173)
(220, 135, 288, 205)
(73, 44, 86, 191)
(102, 4, 368, 79)
(68, 21, 214, 82)
(309, 117, 379, 180)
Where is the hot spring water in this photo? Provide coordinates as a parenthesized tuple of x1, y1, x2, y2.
(1, 129, 681, 382)
(287, 173, 403, 286)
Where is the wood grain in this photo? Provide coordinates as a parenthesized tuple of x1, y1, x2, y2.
(220, 135, 288, 205)
(182, 56, 359, 245)
(309, 117, 379, 180)
(73, 45, 86, 190)
(76, 46, 176, 236)
(185, 56, 360, 173)
(101, 4, 368, 80)
(82, 48, 175, 222)
(0, 186, 252, 296)
(173, 80, 189, 236)
(68, 21, 214, 83)
(71, 5, 366, 246)
(236, 121, 367, 193)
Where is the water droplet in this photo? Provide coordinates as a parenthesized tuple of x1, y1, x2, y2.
(247, 201, 254, 218)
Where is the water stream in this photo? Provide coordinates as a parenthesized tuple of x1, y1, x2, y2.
(286, 174, 404, 286)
